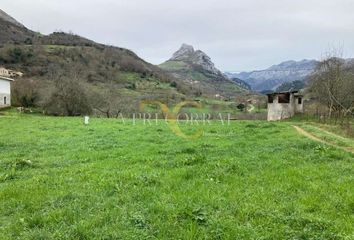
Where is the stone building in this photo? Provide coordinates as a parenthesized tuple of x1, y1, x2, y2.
(0, 67, 23, 78)
(267, 91, 304, 121)
(0, 76, 13, 108)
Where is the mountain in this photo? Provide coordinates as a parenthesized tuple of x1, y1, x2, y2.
(1, 9, 249, 113)
(160, 44, 248, 98)
(275, 80, 306, 92)
(169, 44, 223, 75)
(0, 9, 24, 27)
(0, 9, 197, 115)
(0, 9, 35, 45)
(230, 78, 251, 90)
(225, 59, 319, 92)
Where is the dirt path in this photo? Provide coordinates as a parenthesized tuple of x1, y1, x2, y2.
(293, 125, 354, 154)
(310, 125, 348, 141)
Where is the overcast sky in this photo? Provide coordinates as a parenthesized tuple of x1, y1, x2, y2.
(2, 0, 354, 71)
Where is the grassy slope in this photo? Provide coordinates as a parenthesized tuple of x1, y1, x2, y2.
(160, 61, 210, 82)
(160, 61, 246, 97)
(0, 114, 353, 239)
(0, 44, 189, 107)
(159, 61, 188, 71)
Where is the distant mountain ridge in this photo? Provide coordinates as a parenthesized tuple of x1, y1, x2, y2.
(225, 59, 319, 91)
(230, 78, 251, 90)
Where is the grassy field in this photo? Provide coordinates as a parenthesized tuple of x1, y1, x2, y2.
(0, 113, 353, 239)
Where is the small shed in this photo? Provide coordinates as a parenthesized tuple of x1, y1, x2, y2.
(0, 76, 14, 108)
(267, 91, 304, 121)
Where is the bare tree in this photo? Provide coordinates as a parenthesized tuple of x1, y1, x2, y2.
(43, 67, 91, 116)
(309, 49, 354, 119)
(90, 81, 137, 118)
(90, 83, 122, 118)
(12, 78, 39, 108)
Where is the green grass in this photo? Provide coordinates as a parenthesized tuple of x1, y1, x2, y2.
(159, 61, 188, 71)
(0, 114, 353, 239)
(298, 123, 354, 149)
(120, 72, 176, 91)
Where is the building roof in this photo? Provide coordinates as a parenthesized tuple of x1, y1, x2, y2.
(0, 76, 14, 82)
(266, 90, 302, 96)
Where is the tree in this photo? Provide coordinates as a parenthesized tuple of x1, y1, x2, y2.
(309, 51, 354, 118)
(90, 85, 121, 118)
(12, 78, 39, 107)
(237, 103, 246, 112)
(170, 82, 178, 88)
(90, 81, 136, 118)
(43, 68, 91, 116)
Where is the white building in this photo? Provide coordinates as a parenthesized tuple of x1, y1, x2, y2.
(0, 76, 14, 108)
(267, 91, 304, 121)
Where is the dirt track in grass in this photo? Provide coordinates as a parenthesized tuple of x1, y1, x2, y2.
(293, 125, 354, 154)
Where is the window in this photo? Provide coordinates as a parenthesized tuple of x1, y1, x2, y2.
(278, 93, 290, 104)
(3, 97, 6, 105)
(268, 95, 274, 103)
(298, 97, 302, 104)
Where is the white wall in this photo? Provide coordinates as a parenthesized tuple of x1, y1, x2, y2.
(0, 79, 11, 94)
(0, 79, 11, 107)
(294, 97, 304, 113)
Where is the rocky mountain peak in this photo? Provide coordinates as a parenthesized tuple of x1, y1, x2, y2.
(169, 44, 222, 75)
(192, 50, 221, 75)
(0, 9, 24, 27)
(170, 43, 195, 61)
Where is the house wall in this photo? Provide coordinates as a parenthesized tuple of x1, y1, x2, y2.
(267, 94, 295, 121)
(294, 97, 304, 113)
(0, 79, 11, 108)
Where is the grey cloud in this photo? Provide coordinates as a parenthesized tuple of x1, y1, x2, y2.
(2, 0, 354, 71)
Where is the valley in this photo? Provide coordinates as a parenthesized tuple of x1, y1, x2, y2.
(0, 4, 353, 240)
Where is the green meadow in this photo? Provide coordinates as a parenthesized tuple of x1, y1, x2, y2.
(0, 113, 353, 239)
